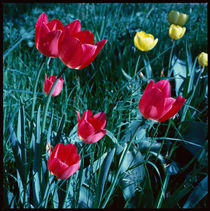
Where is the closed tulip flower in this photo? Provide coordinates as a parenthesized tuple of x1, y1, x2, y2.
(168, 10, 189, 26)
(139, 80, 186, 122)
(44, 74, 64, 96)
(47, 143, 80, 180)
(198, 52, 208, 67)
(169, 24, 186, 40)
(134, 31, 158, 52)
(77, 110, 106, 144)
(58, 20, 107, 69)
(35, 12, 64, 57)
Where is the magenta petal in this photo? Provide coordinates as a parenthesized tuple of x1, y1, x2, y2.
(44, 74, 53, 95)
(84, 129, 106, 144)
(77, 119, 95, 140)
(58, 34, 83, 68)
(51, 77, 64, 97)
(76, 44, 97, 69)
(80, 110, 93, 122)
(89, 112, 106, 130)
(64, 19, 81, 36)
(158, 96, 186, 122)
(78, 40, 107, 69)
(139, 87, 165, 120)
(47, 19, 63, 31)
(76, 111, 81, 122)
(74, 30, 95, 44)
(35, 13, 48, 46)
(144, 80, 155, 93)
(154, 80, 171, 98)
(60, 162, 80, 180)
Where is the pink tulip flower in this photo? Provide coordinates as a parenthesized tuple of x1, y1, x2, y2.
(47, 143, 80, 180)
(44, 74, 64, 97)
(139, 79, 186, 122)
(76, 110, 106, 144)
(58, 20, 107, 69)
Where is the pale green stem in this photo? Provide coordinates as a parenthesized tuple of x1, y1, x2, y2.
(31, 56, 46, 120)
(168, 40, 175, 77)
(41, 66, 67, 133)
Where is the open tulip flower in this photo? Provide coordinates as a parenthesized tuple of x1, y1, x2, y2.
(134, 31, 158, 52)
(76, 110, 106, 144)
(58, 20, 107, 69)
(47, 143, 80, 180)
(44, 74, 64, 96)
(168, 10, 189, 26)
(139, 80, 186, 122)
(35, 12, 64, 57)
(198, 52, 208, 67)
(169, 24, 186, 40)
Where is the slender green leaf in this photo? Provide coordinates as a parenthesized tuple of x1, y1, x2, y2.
(94, 148, 116, 208)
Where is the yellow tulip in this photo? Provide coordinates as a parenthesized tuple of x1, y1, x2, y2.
(198, 52, 208, 67)
(169, 24, 186, 40)
(134, 31, 158, 52)
(168, 10, 189, 26)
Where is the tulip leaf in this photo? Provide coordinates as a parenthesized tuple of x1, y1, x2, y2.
(172, 55, 186, 96)
(120, 148, 145, 205)
(182, 121, 207, 156)
(106, 130, 124, 154)
(183, 176, 208, 208)
(121, 68, 132, 81)
(32, 105, 41, 206)
(47, 110, 54, 145)
(94, 148, 116, 208)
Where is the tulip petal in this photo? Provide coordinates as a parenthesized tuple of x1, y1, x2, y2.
(51, 77, 64, 97)
(74, 30, 94, 44)
(44, 74, 53, 95)
(58, 33, 83, 68)
(144, 80, 155, 94)
(158, 96, 186, 122)
(89, 112, 106, 131)
(64, 19, 81, 36)
(36, 22, 50, 49)
(77, 119, 95, 140)
(153, 79, 171, 98)
(47, 19, 63, 31)
(77, 40, 107, 69)
(76, 44, 97, 69)
(80, 110, 93, 122)
(65, 143, 80, 166)
(76, 111, 81, 122)
(60, 162, 80, 180)
(139, 87, 165, 120)
(158, 97, 176, 119)
(84, 129, 106, 144)
(35, 13, 48, 46)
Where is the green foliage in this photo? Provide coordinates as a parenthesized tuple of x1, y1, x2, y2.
(3, 2, 208, 209)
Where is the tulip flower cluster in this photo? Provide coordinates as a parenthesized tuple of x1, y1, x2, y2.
(35, 12, 107, 97)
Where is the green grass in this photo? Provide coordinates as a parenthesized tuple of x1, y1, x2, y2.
(3, 3, 208, 208)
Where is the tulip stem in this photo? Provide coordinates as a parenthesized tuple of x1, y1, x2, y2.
(168, 40, 176, 77)
(41, 66, 67, 134)
(31, 56, 46, 120)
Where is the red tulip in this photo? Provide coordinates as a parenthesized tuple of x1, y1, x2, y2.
(44, 74, 64, 96)
(77, 110, 106, 144)
(35, 12, 64, 57)
(47, 143, 80, 180)
(58, 20, 107, 69)
(139, 80, 186, 122)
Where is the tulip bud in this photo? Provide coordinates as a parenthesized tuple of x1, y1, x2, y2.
(168, 10, 179, 25)
(134, 31, 158, 52)
(169, 24, 186, 40)
(168, 10, 189, 26)
(198, 52, 208, 67)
